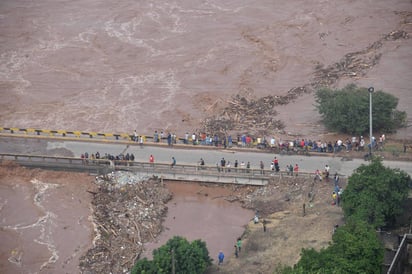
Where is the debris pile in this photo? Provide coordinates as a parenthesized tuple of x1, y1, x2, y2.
(308, 27, 409, 89)
(201, 27, 409, 138)
(79, 172, 172, 274)
(201, 87, 309, 136)
(242, 176, 312, 216)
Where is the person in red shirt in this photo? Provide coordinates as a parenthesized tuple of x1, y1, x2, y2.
(294, 164, 299, 176)
(273, 157, 280, 172)
(149, 154, 154, 166)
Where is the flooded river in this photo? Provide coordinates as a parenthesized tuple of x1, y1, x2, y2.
(0, 164, 254, 273)
(142, 181, 254, 263)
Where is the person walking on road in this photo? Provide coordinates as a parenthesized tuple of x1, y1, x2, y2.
(171, 157, 176, 168)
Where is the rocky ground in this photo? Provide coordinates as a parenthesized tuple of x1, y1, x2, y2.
(207, 175, 346, 274)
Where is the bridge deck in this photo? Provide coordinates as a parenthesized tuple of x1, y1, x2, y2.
(0, 153, 316, 186)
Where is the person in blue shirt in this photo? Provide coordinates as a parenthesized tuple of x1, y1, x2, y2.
(218, 251, 224, 265)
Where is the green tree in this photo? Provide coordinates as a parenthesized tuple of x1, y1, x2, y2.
(131, 236, 212, 274)
(289, 220, 383, 274)
(342, 158, 411, 228)
(315, 84, 407, 135)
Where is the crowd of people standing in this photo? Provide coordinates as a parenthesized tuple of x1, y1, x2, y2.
(130, 129, 386, 157)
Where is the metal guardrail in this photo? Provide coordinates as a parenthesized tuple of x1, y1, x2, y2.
(0, 153, 270, 185)
(0, 126, 371, 158)
(0, 127, 140, 141)
(387, 234, 412, 274)
(0, 153, 319, 185)
(0, 126, 284, 151)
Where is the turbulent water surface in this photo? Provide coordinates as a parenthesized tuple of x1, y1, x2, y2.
(1, 0, 411, 137)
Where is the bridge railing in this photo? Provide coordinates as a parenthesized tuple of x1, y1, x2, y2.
(0, 153, 321, 181)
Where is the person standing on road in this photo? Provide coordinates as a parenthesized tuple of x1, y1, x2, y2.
(171, 157, 176, 168)
(149, 155, 154, 166)
(199, 158, 205, 168)
(139, 135, 144, 148)
(260, 161, 265, 174)
(240, 161, 245, 172)
(324, 164, 330, 182)
(289, 164, 293, 176)
(220, 157, 226, 172)
(294, 164, 299, 176)
(273, 157, 280, 172)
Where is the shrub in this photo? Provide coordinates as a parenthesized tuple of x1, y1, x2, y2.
(315, 84, 407, 135)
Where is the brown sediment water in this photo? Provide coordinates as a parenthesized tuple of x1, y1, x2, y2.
(1, 0, 411, 139)
(0, 167, 95, 274)
(141, 181, 254, 263)
(0, 164, 254, 272)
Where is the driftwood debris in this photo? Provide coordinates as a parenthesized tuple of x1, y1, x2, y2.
(201, 26, 409, 138)
(79, 173, 172, 274)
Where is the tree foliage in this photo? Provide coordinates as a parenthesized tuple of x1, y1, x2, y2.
(291, 220, 383, 274)
(283, 158, 410, 274)
(342, 158, 411, 228)
(131, 236, 212, 274)
(315, 84, 407, 135)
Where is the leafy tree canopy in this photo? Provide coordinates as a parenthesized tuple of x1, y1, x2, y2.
(281, 158, 410, 274)
(315, 84, 407, 135)
(342, 158, 411, 228)
(286, 220, 383, 274)
(132, 236, 212, 274)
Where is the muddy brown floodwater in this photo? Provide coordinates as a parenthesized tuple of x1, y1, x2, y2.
(0, 164, 96, 274)
(141, 181, 254, 264)
(0, 164, 254, 273)
(0, 0, 411, 139)
(1, 0, 412, 272)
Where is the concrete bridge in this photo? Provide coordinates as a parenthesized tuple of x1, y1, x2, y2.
(0, 153, 322, 186)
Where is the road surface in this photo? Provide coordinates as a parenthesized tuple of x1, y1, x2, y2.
(1, 136, 411, 177)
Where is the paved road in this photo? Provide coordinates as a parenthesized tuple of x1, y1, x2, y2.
(1, 136, 411, 177)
